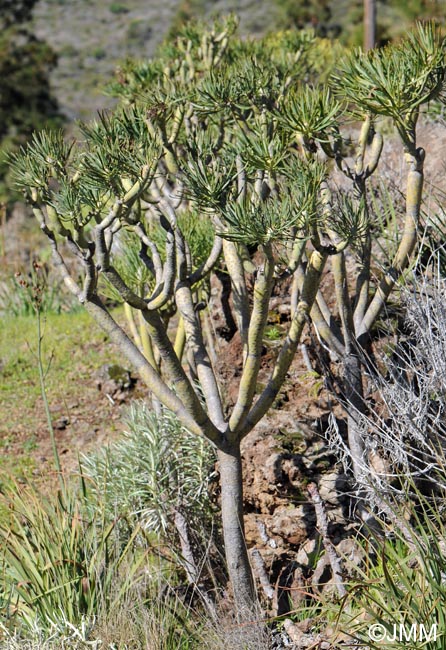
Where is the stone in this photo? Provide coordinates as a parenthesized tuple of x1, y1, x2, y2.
(318, 471, 349, 505)
(269, 506, 313, 545)
(295, 537, 318, 567)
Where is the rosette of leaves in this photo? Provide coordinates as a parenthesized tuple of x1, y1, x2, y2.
(278, 85, 342, 145)
(230, 57, 282, 112)
(330, 192, 369, 251)
(214, 146, 327, 247)
(180, 136, 236, 210)
(220, 196, 298, 246)
(232, 116, 292, 175)
(106, 59, 166, 102)
(334, 22, 446, 145)
(78, 108, 160, 199)
(193, 49, 291, 120)
(193, 68, 237, 116)
(220, 169, 325, 247)
(10, 108, 161, 237)
(9, 130, 73, 202)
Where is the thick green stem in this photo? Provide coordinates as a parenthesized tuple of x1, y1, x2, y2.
(229, 244, 275, 435)
(222, 239, 250, 349)
(137, 310, 158, 370)
(295, 261, 345, 356)
(124, 303, 143, 351)
(176, 281, 225, 430)
(353, 231, 371, 335)
(333, 251, 354, 353)
(359, 148, 424, 338)
(241, 249, 328, 436)
(355, 115, 371, 175)
(141, 306, 217, 433)
(173, 315, 186, 362)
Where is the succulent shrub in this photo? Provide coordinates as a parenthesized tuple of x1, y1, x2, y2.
(9, 17, 446, 611)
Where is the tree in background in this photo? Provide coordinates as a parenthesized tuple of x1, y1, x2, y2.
(363, 0, 376, 49)
(274, 0, 332, 34)
(0, 0, 62, 204)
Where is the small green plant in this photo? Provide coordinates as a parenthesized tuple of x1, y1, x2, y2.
(263, 325, 283, 341)
(91, 47, 106, 60)
(127, 19, 152, 47)
(109, 2, 129, 14)
(80, 400, 220, 602)
(81, 400, 216, 535)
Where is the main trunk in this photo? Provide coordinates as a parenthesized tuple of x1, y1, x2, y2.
(217, 442, 255, 613)
(344, 352, 366, 484)
(344, 352, 381, 533)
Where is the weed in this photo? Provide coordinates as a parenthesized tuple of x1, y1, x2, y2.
(264, 325, 283, 341)
(109, 3, 129, 14)
(91, 48, 106, 61)
(80, 400, 218, 548)
(0, 259, 78, 317)
(127, 19, 153, 47)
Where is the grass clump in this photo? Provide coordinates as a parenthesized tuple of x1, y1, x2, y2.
(337, 495, 446, 649)
(109, 3, 129, 14)
(0, 493, 206, 647)
(0, 476, 148, 638)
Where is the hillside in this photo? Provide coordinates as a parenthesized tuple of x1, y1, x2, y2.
(32, 0, 280, 121)
(32, 0, 180, 120)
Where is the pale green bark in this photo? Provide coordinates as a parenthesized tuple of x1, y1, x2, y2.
(241, 249, 328, 436)
(218, 443, 255, 612)
(222, 239, 250, 348)
(229, 244, 275, 435)
(359, 148, 424, 339)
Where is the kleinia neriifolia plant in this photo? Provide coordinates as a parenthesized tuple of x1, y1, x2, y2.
(9, 18, 446, 611)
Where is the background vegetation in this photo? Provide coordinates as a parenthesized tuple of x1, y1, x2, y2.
(0, 0, 62, 203)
